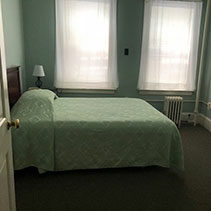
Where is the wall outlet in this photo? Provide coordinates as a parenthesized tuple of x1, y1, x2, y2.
(208, 102, 211, 110)
(181, 113, 195, 122)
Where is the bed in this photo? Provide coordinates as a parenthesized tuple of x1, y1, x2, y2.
(8, 68, 184, 172)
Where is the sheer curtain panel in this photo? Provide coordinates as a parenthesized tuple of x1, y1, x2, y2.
(55, 0, 118, 90)
(138, 0, 202, 91)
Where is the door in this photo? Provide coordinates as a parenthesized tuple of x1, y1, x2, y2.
(0, 0, 16, 210)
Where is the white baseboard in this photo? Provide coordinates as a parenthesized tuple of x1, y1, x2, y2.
(197, 113, 211, 132)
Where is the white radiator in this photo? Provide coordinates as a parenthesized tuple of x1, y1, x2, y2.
(164, 96, 183, 127)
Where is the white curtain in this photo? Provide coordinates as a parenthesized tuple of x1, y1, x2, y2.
(55, 0, 118, 90)
(138, 0, 202, 91)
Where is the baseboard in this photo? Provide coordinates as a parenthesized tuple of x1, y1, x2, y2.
(197, 113, 211, 132)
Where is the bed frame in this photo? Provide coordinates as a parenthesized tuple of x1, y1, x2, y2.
(7, 66, 22, 108)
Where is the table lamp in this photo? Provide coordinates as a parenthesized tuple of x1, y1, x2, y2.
(33, 65, 45, 88)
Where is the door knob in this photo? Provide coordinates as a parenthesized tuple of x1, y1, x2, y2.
(7, 119, 20, 129)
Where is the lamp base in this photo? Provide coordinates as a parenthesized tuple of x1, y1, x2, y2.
(35, 77, 42, 88)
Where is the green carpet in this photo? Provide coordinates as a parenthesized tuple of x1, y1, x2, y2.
(14, 125, 211, 211)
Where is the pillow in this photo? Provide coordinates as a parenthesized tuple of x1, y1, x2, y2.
(11, 89, 58, 116)
(28, 89, 57, 101)
(20, 89, 57, 103)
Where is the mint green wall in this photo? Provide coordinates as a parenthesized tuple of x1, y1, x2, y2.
(22, 0, 55, 90)
(1, 0, 25, 90)
(200, 10, 211, 118)
(22, 0, 208, 113)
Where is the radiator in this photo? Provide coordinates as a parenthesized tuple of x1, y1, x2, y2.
(164, 96, 183, 127)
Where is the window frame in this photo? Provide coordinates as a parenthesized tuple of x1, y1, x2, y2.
(55, 0, 118, 92)
(137, 0, 203, 94)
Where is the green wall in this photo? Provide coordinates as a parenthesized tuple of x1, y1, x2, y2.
(22, 0, 55, 90)
(1, 0, 25, 90)
(21, 0, 210, 113)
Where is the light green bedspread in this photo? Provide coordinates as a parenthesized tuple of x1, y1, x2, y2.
(11, 90, 184, 171)
(11, 90, 55, 170)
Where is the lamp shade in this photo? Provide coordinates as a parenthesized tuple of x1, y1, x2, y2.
(33, 65, 45, 77)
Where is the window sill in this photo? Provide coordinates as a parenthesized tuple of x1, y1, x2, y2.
(56, 88, 117, 94)
(138, 90, 194, 96)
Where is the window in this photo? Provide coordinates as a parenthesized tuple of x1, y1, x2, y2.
(138, 0, 202, 91)
(55, 0, 118, 90)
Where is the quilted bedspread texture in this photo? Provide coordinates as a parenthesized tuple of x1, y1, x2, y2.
(11, 90, 184, 171)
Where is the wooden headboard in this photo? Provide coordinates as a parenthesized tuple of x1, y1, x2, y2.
(7, 66, 22, 108)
